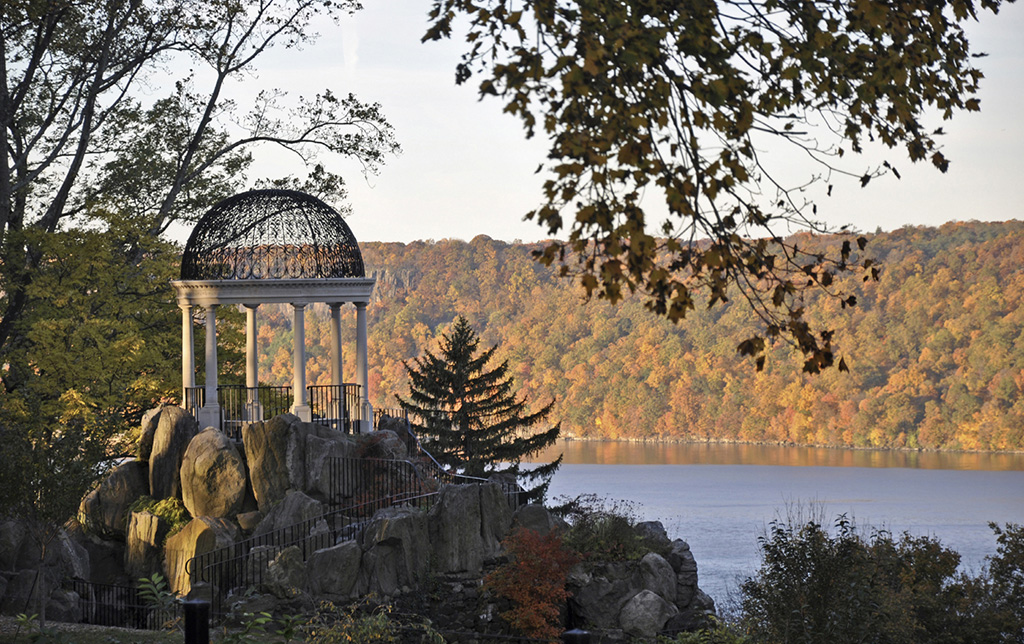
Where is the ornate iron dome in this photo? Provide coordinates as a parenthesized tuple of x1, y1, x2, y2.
(180, 189, 365, 280)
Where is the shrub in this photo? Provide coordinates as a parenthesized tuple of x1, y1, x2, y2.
(738, 515, 1022, 644)
(974, 522, 1024, 643)
(556, 494, 667, 561)
(659, 617, 748, 644)
(486, 526, 578, 640)
(304, 599, 444, 644)
(127, 495, 190, 541)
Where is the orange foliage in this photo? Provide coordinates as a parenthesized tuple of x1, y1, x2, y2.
(485, 527, 577, 640)
(245, 222, 1024, 451)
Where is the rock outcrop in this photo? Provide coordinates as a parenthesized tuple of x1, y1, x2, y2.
(149, 406, 199, 500)
(164, 517, 241, 595)
(360, 506, 430, 596)
(125, 511, 169, 579)
(428, 483, 512, 574)
(137, 405, 165, 462)
(78, 460, 150, 540)
(306, 541, 363, 598)
(180, 427, 248, 519)
(567, 535, 715, 638)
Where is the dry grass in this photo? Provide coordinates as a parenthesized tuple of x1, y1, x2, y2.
(0, 616, 180, 643)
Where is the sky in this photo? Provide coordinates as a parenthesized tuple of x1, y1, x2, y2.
(236, 1, 1024, 245)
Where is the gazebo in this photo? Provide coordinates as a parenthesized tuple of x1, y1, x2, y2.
(171, 189, 375, 435)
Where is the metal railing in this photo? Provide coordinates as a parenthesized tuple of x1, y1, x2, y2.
(68, 579, 180, 630)
(374, 407, 408, 426)
(182, 423, 526, 616)
(183, 383, 362, 437)
(308, 383, 362, 433)
(325, 456, 439, 509)
(186, 491, 439, 615)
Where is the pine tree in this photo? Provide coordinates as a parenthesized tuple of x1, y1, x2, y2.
(397, 316, 561, 501)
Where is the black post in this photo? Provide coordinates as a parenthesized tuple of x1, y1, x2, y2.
(184, 599, 210, 644)
(563, 628, 591, 644)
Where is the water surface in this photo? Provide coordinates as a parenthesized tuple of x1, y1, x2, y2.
(526, 442, 1024, 609)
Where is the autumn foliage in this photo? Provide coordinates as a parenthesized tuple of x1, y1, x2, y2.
(252, 222, 1024, 451)
(485, 527, 577, 640)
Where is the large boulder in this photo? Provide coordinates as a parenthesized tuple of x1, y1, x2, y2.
(125, 511, 170, 580)
(512, 504, 566, 537)
(149, 406, 199, 500)
(304, 431, 357, 505)
(360, 506, 429, 596)
(180, 428, 248, 519)
(252, 490, 324, 541)
(664, 590, 716, 633)
(1, 570, 37, 614)
(306, 541, 363, 598)
(243, 414, 350, 511)
(51, 530, 90, 581)
(264, 546, 306, 599)
(619, 589, 678, 639)
(0, 520, 27, 571)
(78, 460, 150, 540)
(46, 588, 82, 623)
(163, 517, 240, 595)
(640, 552, 677, 603)
(355, 429, 408, 461)
(568, 562, 643, 630)
(428, 483, 512, 574)
(137, 405, 165, 462)
(243, 414, 298, 512)
(81, 535, 127, 585)
(666, 540, 700, 606)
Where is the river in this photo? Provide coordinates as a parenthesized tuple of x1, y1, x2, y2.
(525, 442, 1024, 610)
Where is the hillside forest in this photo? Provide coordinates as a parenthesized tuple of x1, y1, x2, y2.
(245, 220, 1024, 452)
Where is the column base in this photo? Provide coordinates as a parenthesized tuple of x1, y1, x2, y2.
(358, 401, 375, 434)
(291, 404, 312, 422)
(198, 404, 221, 431)
(243, 403, 264, 423)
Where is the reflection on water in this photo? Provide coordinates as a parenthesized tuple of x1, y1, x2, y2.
(525, 441, 1024, 471)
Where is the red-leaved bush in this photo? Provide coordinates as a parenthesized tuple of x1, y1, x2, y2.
(485, 526, 578, 640)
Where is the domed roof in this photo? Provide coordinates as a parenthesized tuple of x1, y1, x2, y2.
(180, 189, 365, 280)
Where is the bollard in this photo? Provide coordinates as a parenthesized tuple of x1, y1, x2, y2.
(184, 599, 210, 644)
(562, 628, 591, 644)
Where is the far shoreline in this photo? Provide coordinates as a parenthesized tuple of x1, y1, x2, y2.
(554, 435, 1024, 456)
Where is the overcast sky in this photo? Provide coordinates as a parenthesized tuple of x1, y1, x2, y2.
(235, 1, 1024, 245)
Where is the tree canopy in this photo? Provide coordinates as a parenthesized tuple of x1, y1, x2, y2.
(0, 0, 399, 387)
(0, 0, 396, 551)
(424, 0, 1006, 371)
(397, 316, 561, 501)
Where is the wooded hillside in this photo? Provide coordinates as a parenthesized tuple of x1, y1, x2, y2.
(255, 221, 1024, 451)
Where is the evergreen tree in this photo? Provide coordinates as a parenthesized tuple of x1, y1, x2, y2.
(397, 316, 562, 501)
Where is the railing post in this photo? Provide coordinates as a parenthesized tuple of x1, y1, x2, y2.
(184, 599, 210, 644)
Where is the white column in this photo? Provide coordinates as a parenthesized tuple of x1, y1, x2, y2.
(355, 302, 371, 433)
(291, 303, 311, 421)
(244, 304, 262, 422)
(180, 304, 195, 400)
(330, 303, 344, 429)
(198, 304, 220, 429)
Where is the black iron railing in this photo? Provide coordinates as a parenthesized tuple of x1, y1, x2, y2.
(183, 383, 362, 437)
(68, 579, 180, 630)
(325, 456, 439, 509)
(185, 491, 438, 615)
(182, 424, 526, 616)
(374, 407, 408, 426)
(308, 383, 362, 433)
